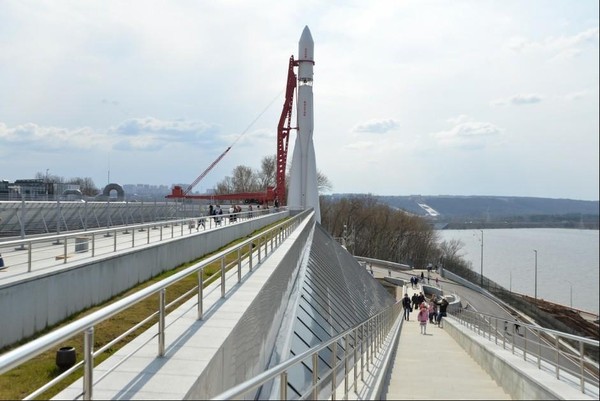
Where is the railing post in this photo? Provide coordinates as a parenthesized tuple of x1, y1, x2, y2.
(91, 234, 95, 257)
(63, 239, 68, 264)
(114, 230, 117, 251)
(147, 227, 150, 244)
(198, 270, 204, 320)
(27, 241, 32, 272)
(83, 327, 94, 401)
(312, 352, 318, 400)
(344, 333, 349, 398)
(159, 289, 166, 356)
(221, 258, 226, 298)
(160, 224, 163, 241)
(331, 341, 337, 400)
(537, 329, 542, 369)
(579, 341, 585, 393)
(237, 248, 241, 283)
(131, 228, 135, 248)
(249, 243, 253, 271)
(359, 324, 364, 380)
(280, 371, 287, 400)
(555, 336, 560, 379)
(353, 328, 358, 392)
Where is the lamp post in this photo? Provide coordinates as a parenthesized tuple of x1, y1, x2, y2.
(479, 230, 484, 288)
(566, 280, 573, 308)
(533, 249, 538, 301)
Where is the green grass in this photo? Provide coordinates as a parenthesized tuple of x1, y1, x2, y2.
(0, 220, 285, 400)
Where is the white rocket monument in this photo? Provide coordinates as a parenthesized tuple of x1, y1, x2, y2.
(288, 26, 321, 223)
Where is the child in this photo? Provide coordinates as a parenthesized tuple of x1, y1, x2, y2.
(417, 303, 428, 334)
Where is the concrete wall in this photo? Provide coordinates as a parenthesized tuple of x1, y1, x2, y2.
(185, 213, 315, 399)
(0, 213, 286, 349)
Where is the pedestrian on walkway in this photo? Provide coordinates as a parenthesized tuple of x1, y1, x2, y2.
(417, 303, 428, 334)
(428, 300, 437, 324)
(402, 293, 411, 321)
(411, 293, 418, 311)
(436, 297, 449, 328)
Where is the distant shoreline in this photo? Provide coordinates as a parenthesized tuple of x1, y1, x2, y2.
(440, 221, 599, 230)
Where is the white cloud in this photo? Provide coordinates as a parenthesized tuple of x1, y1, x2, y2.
(507, 27, 599, 59)
(431, 116, 503, 149)
(353, 119, 399, 134)
(491, 94, 543, 106)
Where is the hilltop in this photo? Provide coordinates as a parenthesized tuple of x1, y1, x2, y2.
(324, 194, 599, 229)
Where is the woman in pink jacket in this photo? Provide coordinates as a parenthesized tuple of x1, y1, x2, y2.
(417, 303, 428, 335)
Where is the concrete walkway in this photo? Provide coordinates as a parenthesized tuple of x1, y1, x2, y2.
(383, 284, 511, 400)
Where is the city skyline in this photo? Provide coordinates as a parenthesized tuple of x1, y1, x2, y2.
(1, 1, 598, 200)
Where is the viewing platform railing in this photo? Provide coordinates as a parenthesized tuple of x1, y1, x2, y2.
(0, 207, 283, 274)
(0, 208, 305, 400)
(452, 308, 599, 396)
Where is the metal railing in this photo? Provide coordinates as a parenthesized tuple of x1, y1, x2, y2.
(0, 209, 307, 400)
(0, 208, 282, 274)
(213, 302, 403, 400)
(452, 308, 599, 395)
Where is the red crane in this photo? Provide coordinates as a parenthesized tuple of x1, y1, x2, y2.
(166, 55, 298, 204)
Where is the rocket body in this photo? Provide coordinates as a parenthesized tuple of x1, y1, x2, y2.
(288, 26, 321, 223)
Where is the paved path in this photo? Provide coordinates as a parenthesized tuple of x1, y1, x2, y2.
(383, 283, 511, 400)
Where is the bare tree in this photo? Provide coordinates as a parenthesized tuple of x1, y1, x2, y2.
(259, 155, 276, 189)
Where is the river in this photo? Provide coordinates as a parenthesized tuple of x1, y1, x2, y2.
(436, 228, 599, 314)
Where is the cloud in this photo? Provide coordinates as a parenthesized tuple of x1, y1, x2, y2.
(431, 116, 502, 149)
(564, 90, 589, 101)
(0, 117, 221, 153)
(0, 122, 101, 151)
(353, 119, 399, 133)
(507, 27, 599, 59)
(491, 94, 543, 106)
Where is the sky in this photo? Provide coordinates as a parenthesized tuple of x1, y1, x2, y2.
(0, 0, 598, 200)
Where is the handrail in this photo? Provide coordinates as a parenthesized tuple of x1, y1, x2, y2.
(0, 208, 309, 400)
(0, 207, 285, 274)
(452, 308, 599, 395)
(213, 302, 403, 400)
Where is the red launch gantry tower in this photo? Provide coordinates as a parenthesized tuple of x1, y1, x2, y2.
(166, 56, 298, 205)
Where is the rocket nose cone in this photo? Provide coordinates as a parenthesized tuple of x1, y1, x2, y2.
(299, 25, 313, 47)
(299, 25, 314, 61)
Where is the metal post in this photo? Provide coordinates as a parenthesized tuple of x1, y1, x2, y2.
(344, 334, 349, 398)
(353, 328, 358, 392)
(534, 249, 538, 301)
(131, 228, 135, 248)
(280, 371, 287, 400)
(27, 242, 32, 272)
(159, 289, 166, 356)
(331, 341, 337, 400)
(479, 230, 484, 288)
(198, 270, 204, 320)
(220, 258, 225, 298)
(83, 327, 94, 400)
(312, 352, 318, 400)
(249, 243, 253, 271)
(63, 239, 67, 264)
(237, 248, 241, 283)
(91, 234, 95, 257)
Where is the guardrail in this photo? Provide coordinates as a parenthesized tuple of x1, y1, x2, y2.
(212, 302, 402, 400)
(452, 308, 599, 396)
(0, 208, 307, 400)
(0, 208, 283, 274)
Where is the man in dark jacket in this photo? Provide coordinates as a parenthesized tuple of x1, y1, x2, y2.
(402, 293, 412, 321)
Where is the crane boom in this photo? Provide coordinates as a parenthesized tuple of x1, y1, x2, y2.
(184, 146, 231, 195)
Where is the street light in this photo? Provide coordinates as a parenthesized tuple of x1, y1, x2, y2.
(566, 280, 573, 308)
(533, 249, 538, 301)
(479, 230, 484, 288)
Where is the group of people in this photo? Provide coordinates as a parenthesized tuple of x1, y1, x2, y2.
(401, 292, 449, 335)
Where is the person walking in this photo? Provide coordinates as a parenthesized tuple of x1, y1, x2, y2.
(436, 297, 449, 328)
(417, 303, 428, 334)
(411, 293, 418, 311)
(402, 293, 411, 321)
